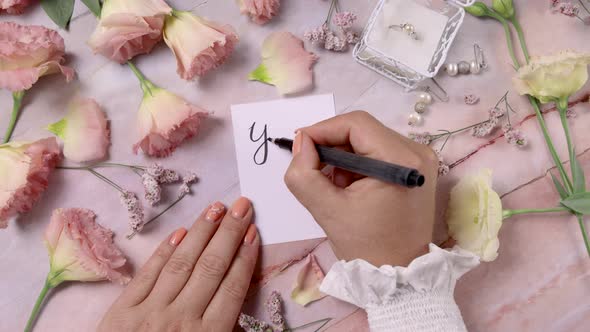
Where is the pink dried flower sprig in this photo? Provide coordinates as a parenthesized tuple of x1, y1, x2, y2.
(550, 0, 590, 23)
(239, 291, 332, 332)
(57, 162, 196, 239)
(303, 0, 359, 52)
(408, 92, 526, 175)
(265, 291, 287, 331)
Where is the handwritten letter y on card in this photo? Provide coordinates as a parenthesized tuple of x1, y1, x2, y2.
(231, 94, 335, 245)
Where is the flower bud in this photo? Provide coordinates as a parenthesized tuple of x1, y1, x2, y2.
(492, 0, 515, 19)
(465, 2, 490, 17)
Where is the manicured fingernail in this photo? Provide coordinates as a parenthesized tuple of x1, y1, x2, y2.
(293, 131, 302, 156)
(206, 202, 225, 223)
(244, 224, 257, 245)
(231, 196, 251, 219)
(169, 228, 187, 246)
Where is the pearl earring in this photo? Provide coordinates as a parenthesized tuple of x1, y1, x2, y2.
(408, 79, 449, 126)
(445, 44, 487, 76)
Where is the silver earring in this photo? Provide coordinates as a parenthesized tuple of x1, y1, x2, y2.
(389, 23, 419, 40)
(408, 79, 449, 126)
(445, 44, 487, 76)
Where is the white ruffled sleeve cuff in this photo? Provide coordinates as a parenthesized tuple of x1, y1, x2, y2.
(319, 244, 480, 332)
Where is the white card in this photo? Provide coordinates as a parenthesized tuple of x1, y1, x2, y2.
(231, 94, 336, 245)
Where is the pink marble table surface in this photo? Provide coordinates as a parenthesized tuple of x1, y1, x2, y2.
(1, 0, 590, 331)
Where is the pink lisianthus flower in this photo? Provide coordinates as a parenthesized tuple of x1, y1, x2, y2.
(249, 31, 318, 95)
(238, 0, 280, 25)
(0, 0, 32, 14)
(0, 138, 61, 228)
(163, 11, 238, 80)
(44, 208, 131, 285)
(0, 22, 74, 92)
(48, 98, 110, 163)
(88, 0, 172, 63)
(133, 82, 208, 158)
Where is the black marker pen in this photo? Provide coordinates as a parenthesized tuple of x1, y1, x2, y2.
(269, 137, 425, 188)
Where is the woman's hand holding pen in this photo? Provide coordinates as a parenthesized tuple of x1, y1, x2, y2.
(285, 111, 439, 267)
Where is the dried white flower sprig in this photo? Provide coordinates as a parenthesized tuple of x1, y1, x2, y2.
(58, 162, 197, 238)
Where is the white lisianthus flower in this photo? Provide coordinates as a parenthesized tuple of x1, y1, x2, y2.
(513, 50, 590, 105)
(446, 169, 503, 262)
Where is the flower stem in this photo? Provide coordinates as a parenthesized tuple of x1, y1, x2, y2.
(127, 61, 157, 96)
(529, 96, 573, 193)
(557, 99, 576, 176)
(576, 214, 590, 258)
(325, 0, 337, 24)
(2, 91, 25, 144)
(487, 11, 520, 70)
(503, 206, 569, 219)
(127, 194, 187, 239)
(578, 0, 590, 15)
(24, 280, 51, 332)
(286, 318, 332, 332)
(510, 17, 530, 63)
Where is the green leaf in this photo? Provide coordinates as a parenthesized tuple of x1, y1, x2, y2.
(81, 0, 101, 17)
(571, 153, 586, 194)
(551, 172, 568, 199)
(561, 192, 590, 215)
(41, 0, 75, 29)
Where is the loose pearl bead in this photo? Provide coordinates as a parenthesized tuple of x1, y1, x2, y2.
(446, 63, 458, 76)
(408, 113, 423, 126)
(458, 61, 470, 74)
(470, 60, 481, 74)
(417, 92, 433, 105)
(414, 102, 427, 114)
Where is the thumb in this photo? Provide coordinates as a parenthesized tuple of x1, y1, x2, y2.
(284, 131, 343, 219)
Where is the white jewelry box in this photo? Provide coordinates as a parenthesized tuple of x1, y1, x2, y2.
(353, 0, 474, 90)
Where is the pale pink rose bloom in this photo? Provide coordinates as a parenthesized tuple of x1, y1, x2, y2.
(88, 0, 172, 63)
(44, 208, 131, 284)
(0, 0, 32, 14)
(0, 138, 61, 228)
(238, 0, 280, 25)
(291, 254, 327, 306)
(0, 22, 75, 92)
(164, 11, 238, 80)
(48, 98, 110, 163)
(249, 31, 318, 95)
(133, 86, 208, 158)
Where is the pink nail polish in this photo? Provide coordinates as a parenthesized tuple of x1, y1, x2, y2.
(231, 197, 251, 219)
(244, 224, 257, 245)
(205, 202, 225, 223)
(169, 228, 187, 246)
(293, 131, 302, 156)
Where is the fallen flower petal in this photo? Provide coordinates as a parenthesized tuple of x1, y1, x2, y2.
(0, 22, 74, 92)
(133, 85, 208, 158)
(47, 98, 109, 163)
(291, 254, 327, 306)
(238, 0, 280, 25)
(0, 138, 61, 228)
(249, 31, 318, 95)
(164, 10, 238, 79)
(44, 208, 131, 284)
(0, 0, 32, 14)
(88, 0, 172, 63)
